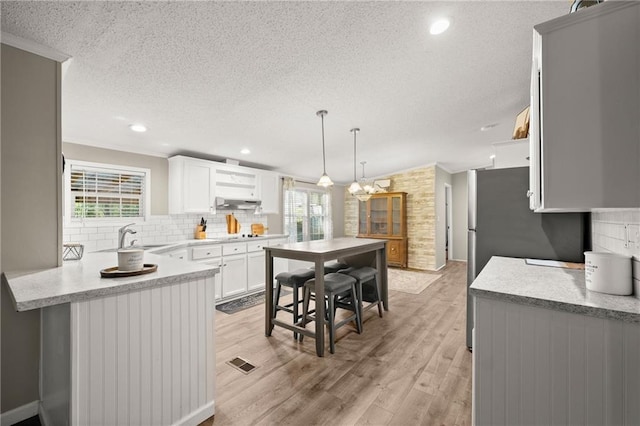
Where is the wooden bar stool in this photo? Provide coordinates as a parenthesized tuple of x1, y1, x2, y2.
(273, 268, 316, 338)
(299, 273, 362, 354)
(339, 266, 383, 330)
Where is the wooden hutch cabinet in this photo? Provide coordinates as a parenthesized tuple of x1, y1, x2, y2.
(357, 192, 408, 268)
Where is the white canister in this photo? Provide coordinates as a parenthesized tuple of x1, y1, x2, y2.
(118, 248, 144, 272)
(584, 251, 632, 296)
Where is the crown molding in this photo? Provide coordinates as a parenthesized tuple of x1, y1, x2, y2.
(1, 32, 71, 62)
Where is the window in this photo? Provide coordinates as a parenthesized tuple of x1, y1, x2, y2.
(65, 160, 150, 222)
(283, 185, 332, 243)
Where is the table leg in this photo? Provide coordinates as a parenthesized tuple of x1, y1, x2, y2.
(377, 247, 389, 310)
(265, 250, 274, 336)
(314, 259, 325, 357)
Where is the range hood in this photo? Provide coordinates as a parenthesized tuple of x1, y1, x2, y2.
(215, 197, 261, 210)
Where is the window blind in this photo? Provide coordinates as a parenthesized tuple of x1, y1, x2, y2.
(70, 165, 145, 219)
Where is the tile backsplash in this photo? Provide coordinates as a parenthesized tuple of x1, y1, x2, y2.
(591, 208, 640, 294)
(63, 212, 267, 253)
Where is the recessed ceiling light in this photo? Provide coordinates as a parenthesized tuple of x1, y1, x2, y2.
(240, 148, 251, 155)
(430, 19, 450, 35)
(161, 143, 170, 147)
(129, 124, 147, 133)
(481, 123, 499, 132)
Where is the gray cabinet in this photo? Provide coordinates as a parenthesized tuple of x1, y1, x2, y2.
(529, 1, 640, 212)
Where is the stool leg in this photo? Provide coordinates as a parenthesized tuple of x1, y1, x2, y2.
(299, 286, 311, 342)
(273, 281, 282, 319)
(352, 283, 362, 334)
(356, 280, 363, 332)
(374, 278, 383, 318)
(292, 284, 299, 340)
(328, 292, 336, 354)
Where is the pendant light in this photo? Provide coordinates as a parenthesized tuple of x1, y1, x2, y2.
(348, 128, 363, 194)
(356, 161, 373, 201)
(316, 110, 334, 187)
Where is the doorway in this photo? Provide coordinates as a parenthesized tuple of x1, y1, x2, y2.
(445, 183, 453, 262)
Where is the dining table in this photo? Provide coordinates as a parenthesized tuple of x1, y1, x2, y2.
(264, 237, 388, 357)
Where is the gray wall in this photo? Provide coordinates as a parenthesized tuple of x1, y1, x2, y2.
(1, 44, 62, 413)
(62, 142, 169, 215)
(452, 171, 468, 261)
(435, 166, 453, 269)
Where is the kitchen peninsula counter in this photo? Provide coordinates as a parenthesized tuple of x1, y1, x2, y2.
(3, 252, 219, 426)
(4, 251, 219, 311)
(470, 255, 640, 323)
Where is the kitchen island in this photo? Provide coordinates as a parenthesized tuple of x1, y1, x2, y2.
(264, 237, 388, 357)
(470, 256, 640, 426)
(3, 252, 219, 426)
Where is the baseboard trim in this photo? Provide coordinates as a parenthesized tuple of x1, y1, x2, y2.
(0, 400, 38, 426)
(38, 402, 52, 426)
(174, 400, 214, 426)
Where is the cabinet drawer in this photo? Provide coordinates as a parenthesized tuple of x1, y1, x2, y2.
(247, 240, 266, 252)
(168, 249, 188, 261)
(269, 238, 287, 247)
(192, 245, 222, 260)
(223, 242, 247, 255)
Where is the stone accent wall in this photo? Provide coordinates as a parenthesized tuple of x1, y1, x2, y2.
(344, 165, 437, 270)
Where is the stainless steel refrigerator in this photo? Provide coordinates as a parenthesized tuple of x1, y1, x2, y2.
(466, 167, 588, 349)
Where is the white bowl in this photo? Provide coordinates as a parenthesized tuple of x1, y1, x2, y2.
(117, 248, 144, 272)
(584, 251, 632, 296)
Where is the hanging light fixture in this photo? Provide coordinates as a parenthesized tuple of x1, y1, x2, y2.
(316, 110, 333, 187)
(348, 128, 363, 194)
(356, 161, 374, 201)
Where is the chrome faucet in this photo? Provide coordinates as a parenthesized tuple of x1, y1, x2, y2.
(118, 223, 137, 249)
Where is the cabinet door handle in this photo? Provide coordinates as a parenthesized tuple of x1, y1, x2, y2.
(206, 252, 211, 255)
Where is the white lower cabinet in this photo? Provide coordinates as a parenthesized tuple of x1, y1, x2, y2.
(182, 237, 288, 303)
(474, 296, 640, 425)
(247, 251, 265, 292)
(221, 254, 247, 298)
(269, 238, 289, 281)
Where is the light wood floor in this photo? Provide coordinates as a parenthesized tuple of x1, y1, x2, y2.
(203, 260, 471, 425)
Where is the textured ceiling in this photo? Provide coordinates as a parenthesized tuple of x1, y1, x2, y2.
(1, 1, 569, 183)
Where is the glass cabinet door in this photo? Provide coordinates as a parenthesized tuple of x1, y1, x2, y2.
(391, 195, 402, 236)
(369, 197, 389, 235)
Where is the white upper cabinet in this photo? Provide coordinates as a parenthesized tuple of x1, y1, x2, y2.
(169, 155, 275, 214)
(168, 156, 216, 214)
(258, 170, 280, 214)
(529, 2, 640, 212)
(214, 164, 259, 200)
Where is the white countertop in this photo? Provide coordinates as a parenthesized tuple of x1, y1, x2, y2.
(3, 252, 219, 312)
(140, 234, 289, 255)
(470, 256, 640, 324)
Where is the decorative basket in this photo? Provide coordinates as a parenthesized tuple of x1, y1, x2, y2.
(63, 243, 84, 261)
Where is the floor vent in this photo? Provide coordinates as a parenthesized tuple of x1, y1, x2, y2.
(226, 357, 258, 374)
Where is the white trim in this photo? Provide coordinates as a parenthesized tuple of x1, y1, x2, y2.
(491, 138, 529, 148)
(38, 402, 53, 426)
(0, 400, 39, 426)
(445, 183, 453, 263)
(63, 139, 170, 159)
(173, 400, 215, 425)
(1, 32, 71, 62)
